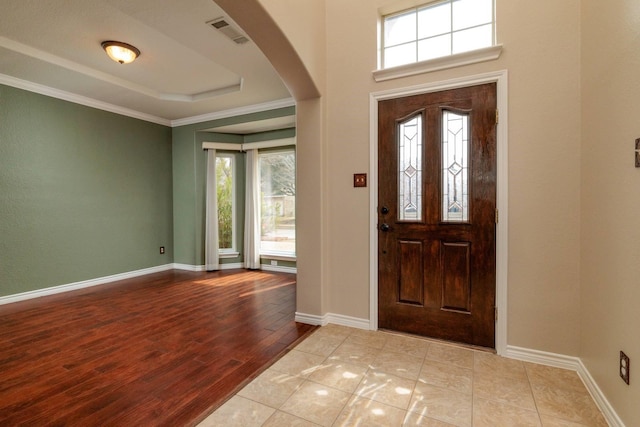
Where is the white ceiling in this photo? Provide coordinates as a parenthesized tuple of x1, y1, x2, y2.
(0, 0, 293, 126)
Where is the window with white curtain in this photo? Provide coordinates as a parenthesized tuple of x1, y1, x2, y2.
(258, 149, 296, 257)
(216, 153, 236, 254)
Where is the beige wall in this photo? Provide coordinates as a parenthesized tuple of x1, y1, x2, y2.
(319, 0, 583, 355)
(581, 0, 640, 424)
(219, 0, 640, 422)
(247, 0, 584, 353)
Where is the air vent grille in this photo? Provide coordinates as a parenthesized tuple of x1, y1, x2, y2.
(207, 17, 250, 45)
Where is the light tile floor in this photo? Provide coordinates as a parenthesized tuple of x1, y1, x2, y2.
(198, 325, 608, 427)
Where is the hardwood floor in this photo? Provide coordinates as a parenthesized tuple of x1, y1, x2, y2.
(0, 269, 316, 426)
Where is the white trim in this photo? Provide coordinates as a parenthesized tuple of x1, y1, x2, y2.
(373, 45, 503, 82)
(294, 312, 370, 331)
(295, 312, 327, 326)
(172, 98, 296, 127)
(261, 254, 297, 262)
(173, 263, 245, 271)
(202, 142, 244, 151)
(219, 251, 241, 259)
(577, 359, 627, 427)
(244, 138, 296, 150)
(261, 264, 297, 274)
(0, 73, 171, 126)
(0, 71, 295, 128)
(325, 314, 371, 330)
(505, 346, 626, 427)
(173, 263, 207, 272)
(369, 70, 509, 354)
(0, 37, 242, 103)
(202, 137, 297, 151)
(0, 264, 174, 306)
(219, 262, 245, 270)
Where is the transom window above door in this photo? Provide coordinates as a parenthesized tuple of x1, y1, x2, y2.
(379, 0, 497, 71)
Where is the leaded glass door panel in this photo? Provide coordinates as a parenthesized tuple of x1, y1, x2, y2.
(377, 83, 497, 348)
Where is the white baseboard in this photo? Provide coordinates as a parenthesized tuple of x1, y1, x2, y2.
(576, 358, 626, 427)
(325, 313, 371, 330)
(174, 263, 295, 273)
(172, 263, 207, 272)
(505, 345, 625, 427)
(295, 312, 326, 326)
(294, 312, 370, 330)
(220, 263, 245, 270)
(261, 264, 297, 274)
(172, 263, 244, 271)
(0, 264, 175, 306)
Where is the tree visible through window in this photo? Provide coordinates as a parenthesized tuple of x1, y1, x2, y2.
(216, 155, 234, 251)
(259, 150, 295, 255)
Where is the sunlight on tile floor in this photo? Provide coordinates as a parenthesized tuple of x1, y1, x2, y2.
(198, 325, 607, 427)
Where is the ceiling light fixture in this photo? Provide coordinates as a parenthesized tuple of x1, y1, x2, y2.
(101, 41, 140, 64)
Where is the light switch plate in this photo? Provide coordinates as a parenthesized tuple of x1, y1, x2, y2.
(354, 173, 367, 188)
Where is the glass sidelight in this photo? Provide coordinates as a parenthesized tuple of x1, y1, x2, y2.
(397, 114, 423, 221)
(442, 110, 469, 222)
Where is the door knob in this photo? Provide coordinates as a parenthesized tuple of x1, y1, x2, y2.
(379, 223, 390, 232)
(380, 206, 389, 215)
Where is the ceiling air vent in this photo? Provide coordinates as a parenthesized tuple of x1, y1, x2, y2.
(207, 17, 250, 45)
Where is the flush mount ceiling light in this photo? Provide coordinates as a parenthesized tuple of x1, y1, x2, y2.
(101, 41, 140, 64)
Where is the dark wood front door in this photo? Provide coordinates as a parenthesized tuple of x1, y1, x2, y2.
(378, 83, 497, 348)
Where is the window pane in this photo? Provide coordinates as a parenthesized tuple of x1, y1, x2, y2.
(442, 111, 469, 222)
(418, 34, 451, 61)
(384, 42, 417, 68)
(418, 2, 451, 39)
(398, 115, 423, 221)
(216, 156, 233, 249)
(452, 0, 492, 31)
(452, 24, 492, 54)
(384, 10, 417, 47)
(259, 151, 296, 254)
(381, 0, 495, 69)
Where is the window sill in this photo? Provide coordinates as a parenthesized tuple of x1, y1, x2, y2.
(260, 253, 297, 262)
(219, 251, 240, 259)
(372, 44, 503, 82)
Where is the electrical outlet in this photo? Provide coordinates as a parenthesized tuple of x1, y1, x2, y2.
(620, 351, 630, 385)
(159, 246, 165, 255)
(270, 260, 277, 266)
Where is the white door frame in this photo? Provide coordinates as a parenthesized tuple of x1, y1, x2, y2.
(369, 70, 509, 355)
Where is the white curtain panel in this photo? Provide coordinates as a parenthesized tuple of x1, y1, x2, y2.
(205, 149, 220, 271)
(244, 149, 261, 269)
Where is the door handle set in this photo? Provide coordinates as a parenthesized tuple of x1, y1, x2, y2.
(379, 223, 390, 232)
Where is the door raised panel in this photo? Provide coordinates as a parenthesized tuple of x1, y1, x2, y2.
(441, 241, 471, 313)
(397, 240, 424, 305)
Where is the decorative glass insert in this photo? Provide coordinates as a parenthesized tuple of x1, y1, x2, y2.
(442, 110, 469, 222)
(398, 115, 423, 221)
(382, 0, 495, 68)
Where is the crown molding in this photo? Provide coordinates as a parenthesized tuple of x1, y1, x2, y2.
(170, 97, 296, 127)
(0, 72, 295, 128)
(0, 36, 242, 103)
(0, 73, 171, 126)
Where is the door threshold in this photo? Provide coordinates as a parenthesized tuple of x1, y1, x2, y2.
(377, 328, 496, 354)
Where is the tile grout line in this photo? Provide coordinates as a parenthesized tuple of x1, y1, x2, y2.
(522, 362, 544, 426)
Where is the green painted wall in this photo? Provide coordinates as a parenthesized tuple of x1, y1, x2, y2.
(172, 107, 296, 267)
(0, 85, 173, 297)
